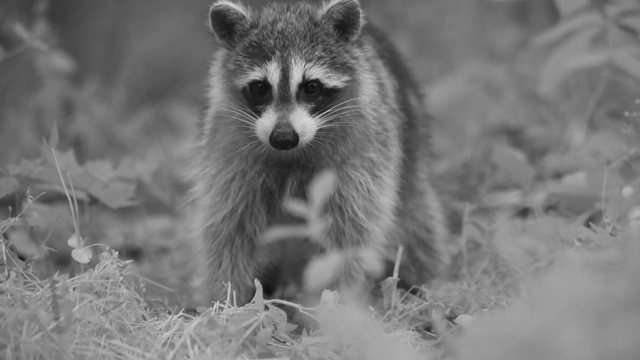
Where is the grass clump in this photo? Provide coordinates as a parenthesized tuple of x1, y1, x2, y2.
(0, 241, 436, 360)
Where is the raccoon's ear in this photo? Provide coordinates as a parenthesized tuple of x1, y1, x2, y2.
(209, 1, 251, 48)
(321, 0, 363, 42)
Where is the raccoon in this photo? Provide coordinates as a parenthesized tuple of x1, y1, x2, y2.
(190, 0, 448, 306)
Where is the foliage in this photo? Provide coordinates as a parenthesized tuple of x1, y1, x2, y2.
(2, 0, 640, 359)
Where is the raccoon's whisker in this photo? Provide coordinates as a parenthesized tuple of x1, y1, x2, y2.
(219, 110, 258, 125)
(223, 114, 256, 126)
(317, 104, 363, 119)
(219, 112, 256, 125)
(219, 101, 258, 116)
(317, 106, 363, 119)
(232, 103, 260, 120)
(222, 117, 257, 132)
(316, 123, 351, 131)
(316, 102, 360, 118)
(219, 138, 262, 165)
(312, 133, 339, 146)
(304, 142, 323, 157)
(229, 103, 261, 124)
(321, 102, 362, 113)
(316, 112, 361, 125)
(235, 138, 261, 155)
(318, 110, 362, 119)
(219, 106, 258, 123)
(321, 98, 360, 111)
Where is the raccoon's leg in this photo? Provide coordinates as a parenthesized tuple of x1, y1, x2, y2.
(193, 224, 261, 306)
(311, 177, 395, 299)
(396, 177, 449, 286)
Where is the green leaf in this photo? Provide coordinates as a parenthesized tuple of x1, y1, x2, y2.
(41, 147, 82, 174)
(612, 48, 640, 81)
(227, 311, 259, 332)
(67, 234, 83, 249)
(255, 328, 272, 350)
(261, 224, 310, 244)
(84, 159, 118, 182)
(251, 279, 265, 311)
(616, 10, 640, 38)
(539, 27, 602, 95)
(282, 198, 310, 219)
(308, 170, 336, 211)
(87, 179, 137, 209)
(303, 251, 345, 293)
(71, 247, 92, 264)
(8, 229, 46, 259)
(562, 49, 611, 73)
(266, 304, 290, 334)
(607, 2, 640, 21)
(533, 11, 601, 47)
(554, 0, 592, 17)
(491, 144, 535, 189)
(454, 314, 474, 326)
(0, 177, 20, 199)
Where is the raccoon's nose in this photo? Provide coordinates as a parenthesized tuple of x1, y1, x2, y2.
(269, 123, 299, 150)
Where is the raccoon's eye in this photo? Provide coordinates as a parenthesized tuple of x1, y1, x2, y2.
(248, 80, 271, 98)
(303, 80, 322, 96)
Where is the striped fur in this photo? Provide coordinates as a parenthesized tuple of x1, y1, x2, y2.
(190, 0, 449, 305)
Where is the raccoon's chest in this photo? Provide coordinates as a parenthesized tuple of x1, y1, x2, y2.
(261, 165, 313, 204)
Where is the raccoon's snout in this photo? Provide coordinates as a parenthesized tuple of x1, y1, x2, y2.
(269, 123, 299, 150)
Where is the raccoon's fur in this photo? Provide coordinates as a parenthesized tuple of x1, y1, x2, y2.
(190, 0, 448, 305)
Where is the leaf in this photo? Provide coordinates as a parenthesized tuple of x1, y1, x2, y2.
(255, 328, 272, 350)
(554, 0, 592, 17)
(227, 311, 257, 330)
(491, 144, 535, 189)
(87, 179, 137, 209)
(616, 11, 640, 37)
(67, 234, 82, 248)
(71, 247, 92, 264)
(454, 314, 474, 326)
(303, 251, 345, 293)
(84, 159, 118, 182)
(612, 48, 640, 82)
(622, 186, 635, 199)
(42, 147, 82, 174)
(538, 27, 602, 96)
(318, 289, 340, 310)
(261, 224, 310, 244)
(0, 217, 18, 232)
(308, 170, 337, 210)
(266, 304, 290, 334)
(0, 177, 20, 199)
(251, 279, 265, 311)
(282, 198, 310, 219)
(562, 49, 611, 73)
(8, 229, 46, 258)
(533, 11, 601, 47)
(607, 2, 640, 21)
(7, 159, 44, 177)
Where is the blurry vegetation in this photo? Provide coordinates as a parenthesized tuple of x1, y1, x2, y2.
(2, 0, 640, 359)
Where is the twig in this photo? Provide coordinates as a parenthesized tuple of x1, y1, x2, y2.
(391, 246, 404, 309)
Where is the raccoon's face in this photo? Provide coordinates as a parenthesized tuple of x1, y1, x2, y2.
(209, 0, 363, 153)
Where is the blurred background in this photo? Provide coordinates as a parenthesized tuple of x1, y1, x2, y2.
(2, 0, 640, 310)
(0, 0, 560, 165)
(1, 0, 558, 110)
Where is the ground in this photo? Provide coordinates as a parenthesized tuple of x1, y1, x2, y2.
(1, 0, 640, 359)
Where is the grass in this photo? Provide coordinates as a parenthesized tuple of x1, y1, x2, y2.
(2, 204, 639, 359)
(2, 0, 640, 359)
